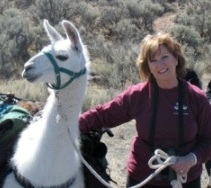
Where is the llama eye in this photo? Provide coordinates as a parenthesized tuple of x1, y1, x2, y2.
(56, 55, 68, 61)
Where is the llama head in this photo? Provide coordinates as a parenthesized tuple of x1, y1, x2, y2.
(22, 19, 89, 90)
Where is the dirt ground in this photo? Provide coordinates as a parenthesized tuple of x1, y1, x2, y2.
(101, 121, 209, 188)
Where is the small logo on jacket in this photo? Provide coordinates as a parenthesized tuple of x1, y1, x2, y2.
(173, 102, 188, 115)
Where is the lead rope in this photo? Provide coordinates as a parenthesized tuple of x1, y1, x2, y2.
(69, 130, 186, 188)
(148, 149, 187, 188)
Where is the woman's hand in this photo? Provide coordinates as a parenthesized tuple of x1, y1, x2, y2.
(171, 153, 197, 175)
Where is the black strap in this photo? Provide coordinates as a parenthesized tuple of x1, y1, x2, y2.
(14, 167, 77, 188)
(148, 80, 184, 151)
(148, 82, 159, 147)
(178, 80, 184, 148)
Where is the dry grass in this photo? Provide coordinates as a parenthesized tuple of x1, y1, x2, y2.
(0, 79, 48, 101)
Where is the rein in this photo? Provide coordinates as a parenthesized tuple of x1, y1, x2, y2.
(43, 52, 86, 90)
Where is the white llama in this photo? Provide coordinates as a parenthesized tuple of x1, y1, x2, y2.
(3, 19, 89, 188)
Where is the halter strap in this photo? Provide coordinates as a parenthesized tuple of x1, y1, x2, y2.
(14, 167, 77, 188)
(43, 52, 86, 90)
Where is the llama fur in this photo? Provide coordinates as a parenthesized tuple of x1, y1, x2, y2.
(3, 19, 89, 188)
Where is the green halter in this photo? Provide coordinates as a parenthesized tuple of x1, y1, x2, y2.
(43, 52, 86, 90)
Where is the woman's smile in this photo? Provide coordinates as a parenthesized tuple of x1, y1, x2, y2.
(158, 68, 168, 74)
(148, 45, 178, 88)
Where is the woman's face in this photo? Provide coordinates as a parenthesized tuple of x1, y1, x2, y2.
(148, 45, 178, 87)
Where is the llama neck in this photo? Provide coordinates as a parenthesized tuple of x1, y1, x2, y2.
(45, 76, 87, 122)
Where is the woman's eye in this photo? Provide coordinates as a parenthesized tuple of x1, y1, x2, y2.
(56, 55, 68, 61)
(150, 60, 156, 63)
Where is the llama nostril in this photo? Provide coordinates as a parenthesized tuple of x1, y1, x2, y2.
(24, 64, 34, 72)
(22, 64, 35, 78)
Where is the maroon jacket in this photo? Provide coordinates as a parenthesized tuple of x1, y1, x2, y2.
(79, 80, 211, 186)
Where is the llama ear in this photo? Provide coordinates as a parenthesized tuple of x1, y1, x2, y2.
(62, 20, 82, 52)
(43, 19, 63, 43)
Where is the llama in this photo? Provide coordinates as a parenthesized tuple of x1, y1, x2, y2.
(207, 80, 211, 101)
(183, 68, 202, 89)
(3, 19, 89, 188)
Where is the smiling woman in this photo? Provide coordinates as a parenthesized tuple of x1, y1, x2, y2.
(79, 32, 211, 188)
(147, 45, 178, 89)
(137, 32, 187, 84)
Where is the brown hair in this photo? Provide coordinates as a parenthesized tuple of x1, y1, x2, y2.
(136, 32, 187, 81)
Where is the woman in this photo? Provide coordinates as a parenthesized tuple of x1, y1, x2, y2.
(79, 33, 211, 188)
